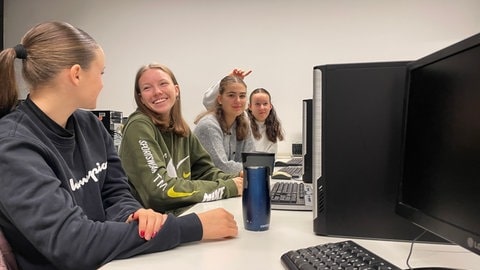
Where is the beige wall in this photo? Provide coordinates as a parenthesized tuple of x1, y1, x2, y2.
(4, 0, 480, 155)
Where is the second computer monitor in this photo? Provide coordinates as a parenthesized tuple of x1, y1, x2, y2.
(301, 99, 313, 183)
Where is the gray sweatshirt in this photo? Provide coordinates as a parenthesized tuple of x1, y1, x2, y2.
(193, 114, 255, 174)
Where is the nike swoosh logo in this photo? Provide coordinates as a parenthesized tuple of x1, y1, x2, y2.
(167, 186, 197, 198)
(183, 171, 191, 178)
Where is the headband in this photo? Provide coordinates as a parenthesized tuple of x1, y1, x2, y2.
(14, 44, 27, 60)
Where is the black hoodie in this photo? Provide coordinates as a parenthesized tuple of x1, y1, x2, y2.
(0, 98, 202, 270)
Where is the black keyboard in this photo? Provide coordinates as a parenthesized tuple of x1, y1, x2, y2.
(278, 166, 303, 178)
(287, 157, 303, 166)
(281, 240, 401, 270)
(270, 182, 312, 211)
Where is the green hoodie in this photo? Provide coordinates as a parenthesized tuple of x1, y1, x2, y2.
(119, 111, 239, 215)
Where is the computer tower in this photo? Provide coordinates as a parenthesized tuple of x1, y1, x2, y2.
(91, 110, 123, 151)
(312, 62, 445, 242)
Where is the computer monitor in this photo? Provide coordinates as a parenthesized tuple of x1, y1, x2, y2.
(396, 33, 480, 256)
(302, 99, 313, 183)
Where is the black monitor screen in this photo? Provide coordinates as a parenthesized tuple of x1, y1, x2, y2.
(397, 33, 480, 255)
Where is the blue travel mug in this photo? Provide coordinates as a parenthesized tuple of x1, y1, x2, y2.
(242, 166, 271, 231)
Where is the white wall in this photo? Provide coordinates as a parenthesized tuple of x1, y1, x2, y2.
(4, 0, 480, 155)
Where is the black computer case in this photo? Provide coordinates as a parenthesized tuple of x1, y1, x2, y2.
(91, 110, 123, 151)
(312, 62, 445, 242)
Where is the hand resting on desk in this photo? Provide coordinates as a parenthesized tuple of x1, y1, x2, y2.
(197, 208, 238, 239)
(233, 177, 244, 196)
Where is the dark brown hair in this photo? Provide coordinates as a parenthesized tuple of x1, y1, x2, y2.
(247, 88, 284, 142)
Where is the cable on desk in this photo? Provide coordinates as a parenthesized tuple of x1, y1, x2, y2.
(406, 229, 427, 269)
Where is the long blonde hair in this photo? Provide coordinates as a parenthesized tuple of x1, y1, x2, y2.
(0, 21, 99, 117)
(133, 63, 190, 137)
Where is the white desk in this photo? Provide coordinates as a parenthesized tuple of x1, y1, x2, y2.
(101, 197, 480, 270)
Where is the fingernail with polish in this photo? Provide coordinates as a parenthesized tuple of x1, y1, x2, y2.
(140, 230, 145, 238)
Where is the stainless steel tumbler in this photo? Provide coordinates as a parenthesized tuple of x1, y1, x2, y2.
(242, 166, 271, 231)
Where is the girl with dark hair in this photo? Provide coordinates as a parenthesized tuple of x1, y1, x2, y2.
(247, 88, 284, 153)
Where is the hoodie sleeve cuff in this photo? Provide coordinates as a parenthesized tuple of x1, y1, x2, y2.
(177, 213, 203, 243)
(224, 179, 239, 197)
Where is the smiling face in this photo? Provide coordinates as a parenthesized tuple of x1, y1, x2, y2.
(248, 92, 272, 122)
(217, 82, 247, 119)
(137, 68, 179, 121)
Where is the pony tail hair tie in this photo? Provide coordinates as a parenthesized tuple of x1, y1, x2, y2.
(14, 44, 28, 60)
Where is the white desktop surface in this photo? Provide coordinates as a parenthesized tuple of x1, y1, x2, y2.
(101, 196, 480, 270)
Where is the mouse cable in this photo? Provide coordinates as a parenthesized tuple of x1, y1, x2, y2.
(406, 229, 427, 269)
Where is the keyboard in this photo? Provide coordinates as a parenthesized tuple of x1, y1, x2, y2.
(281, 240, 401, 270)
(270, 181, 313, 211)
(286, 157, 303, 166)
(278, 166, 303, 178)
(275, 157, 303, 167)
